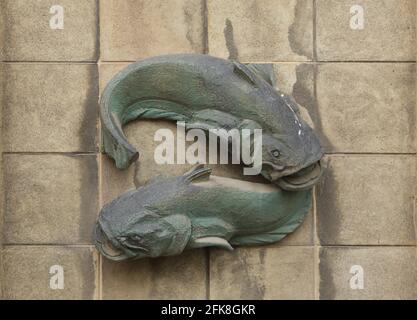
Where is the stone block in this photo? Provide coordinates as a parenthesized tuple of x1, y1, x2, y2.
(319, 247, 417, 299)
(102, 250, 207, 299)
(1, 0, 98, 61)
(3, 63, 98, 152)
(3, 154, 99, 244)
(210, 246, 315, 299)
(316, 63, 416, 153)
(2, 246, 97, 300)
(316, 155, 416, 245)
(207, 0, 313, 62)
(316, 0, 416, 61)
(100, 0, 205, 61)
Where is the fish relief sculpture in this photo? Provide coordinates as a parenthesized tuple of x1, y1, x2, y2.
(94, 54, 323, 261)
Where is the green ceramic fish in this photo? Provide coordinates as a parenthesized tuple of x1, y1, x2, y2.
(95, 165, 312, 261)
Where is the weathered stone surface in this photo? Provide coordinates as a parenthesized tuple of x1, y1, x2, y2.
(319, 247, 417, 300)
(207, 0, 313, 62)
(2, 0, 98, 61)
(316, 63, 416, 153)
(102, 250, 206, 299)
(4, 154, 98, 244)
(316, 0, 416, 61)
(316, 155, 416, 245)
(100, 0, 205, 61)
(3, 63, 98, 152)
(2, 246, 97, 300)
(210, 246, 315, 299)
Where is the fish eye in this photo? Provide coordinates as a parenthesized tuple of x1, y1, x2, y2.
(119, 235, 149, 252)
(270, 149, 280, 158)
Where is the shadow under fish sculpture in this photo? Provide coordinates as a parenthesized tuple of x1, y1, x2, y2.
(95, 165, 312, 261)
(100, 54, 323, 191)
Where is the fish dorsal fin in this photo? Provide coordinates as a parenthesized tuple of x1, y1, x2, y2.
(232, 61, 257, 85)
(183, 164, 212, 183)
(194, 237, 234, 251)
(245, 63, 276, 87)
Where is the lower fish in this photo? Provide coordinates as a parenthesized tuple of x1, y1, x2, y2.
(94, 165, 311, 261)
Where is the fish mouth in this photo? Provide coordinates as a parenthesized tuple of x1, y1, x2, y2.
(94, 224, 130, 261)
(276, 161, 323, 191)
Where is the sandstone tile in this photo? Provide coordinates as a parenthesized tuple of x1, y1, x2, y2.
(316, 0, 416, 61)
(319, 247, 417, 300)
(2, 0, 98, 61)
(2, 246, 97, 300)
(3, 63, 98, 152)
(100, 0, 205, 61)
(3, 154, 98, 244)
(316, 155, 416, 245)
(102, 250, 206, 299)
(316, 63, 416, 153)
(210, 246, 315, 299)
(207, 0, 313, 62)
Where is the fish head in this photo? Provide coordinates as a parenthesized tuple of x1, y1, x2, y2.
(94, 190, 191, 261)
(259, 120, 323, 191)
(232, 62, 324, 191)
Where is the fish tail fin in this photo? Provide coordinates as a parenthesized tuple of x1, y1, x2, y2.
(102, 126, 138, 169)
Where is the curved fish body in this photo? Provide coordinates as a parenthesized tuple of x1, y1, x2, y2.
(95, 166, 312, 261)
(100, 54, 323, 191)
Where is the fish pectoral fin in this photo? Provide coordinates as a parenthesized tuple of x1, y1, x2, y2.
(245, 63, 276, 87)
(193, 237, 233, 251)
(232, 61, 258, 85)
(183, 164, 212, 183)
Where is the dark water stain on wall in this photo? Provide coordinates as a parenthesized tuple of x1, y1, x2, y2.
(93, 0, 100, 61)
(293, 64, 332, 148)
(184, 3, 196, 52)
(183, 0, 206, 53)
(288, 0, 313, 60)
(315, 158, 341, 245)
(405, 64, 416, 149)
(201, 0, 208, 54)
(79, 65, 99, 152)
(234, 249, 265, 299)
(79, 247, 97, 300)
(78, 155, 99, 244)
(224, 18, 238, 60)
(318, 248, 336, 300)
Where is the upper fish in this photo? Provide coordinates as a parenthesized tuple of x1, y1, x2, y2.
(100, 54, 323, 191)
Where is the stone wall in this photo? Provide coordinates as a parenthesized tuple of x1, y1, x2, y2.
(0, 0, 416, 299)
